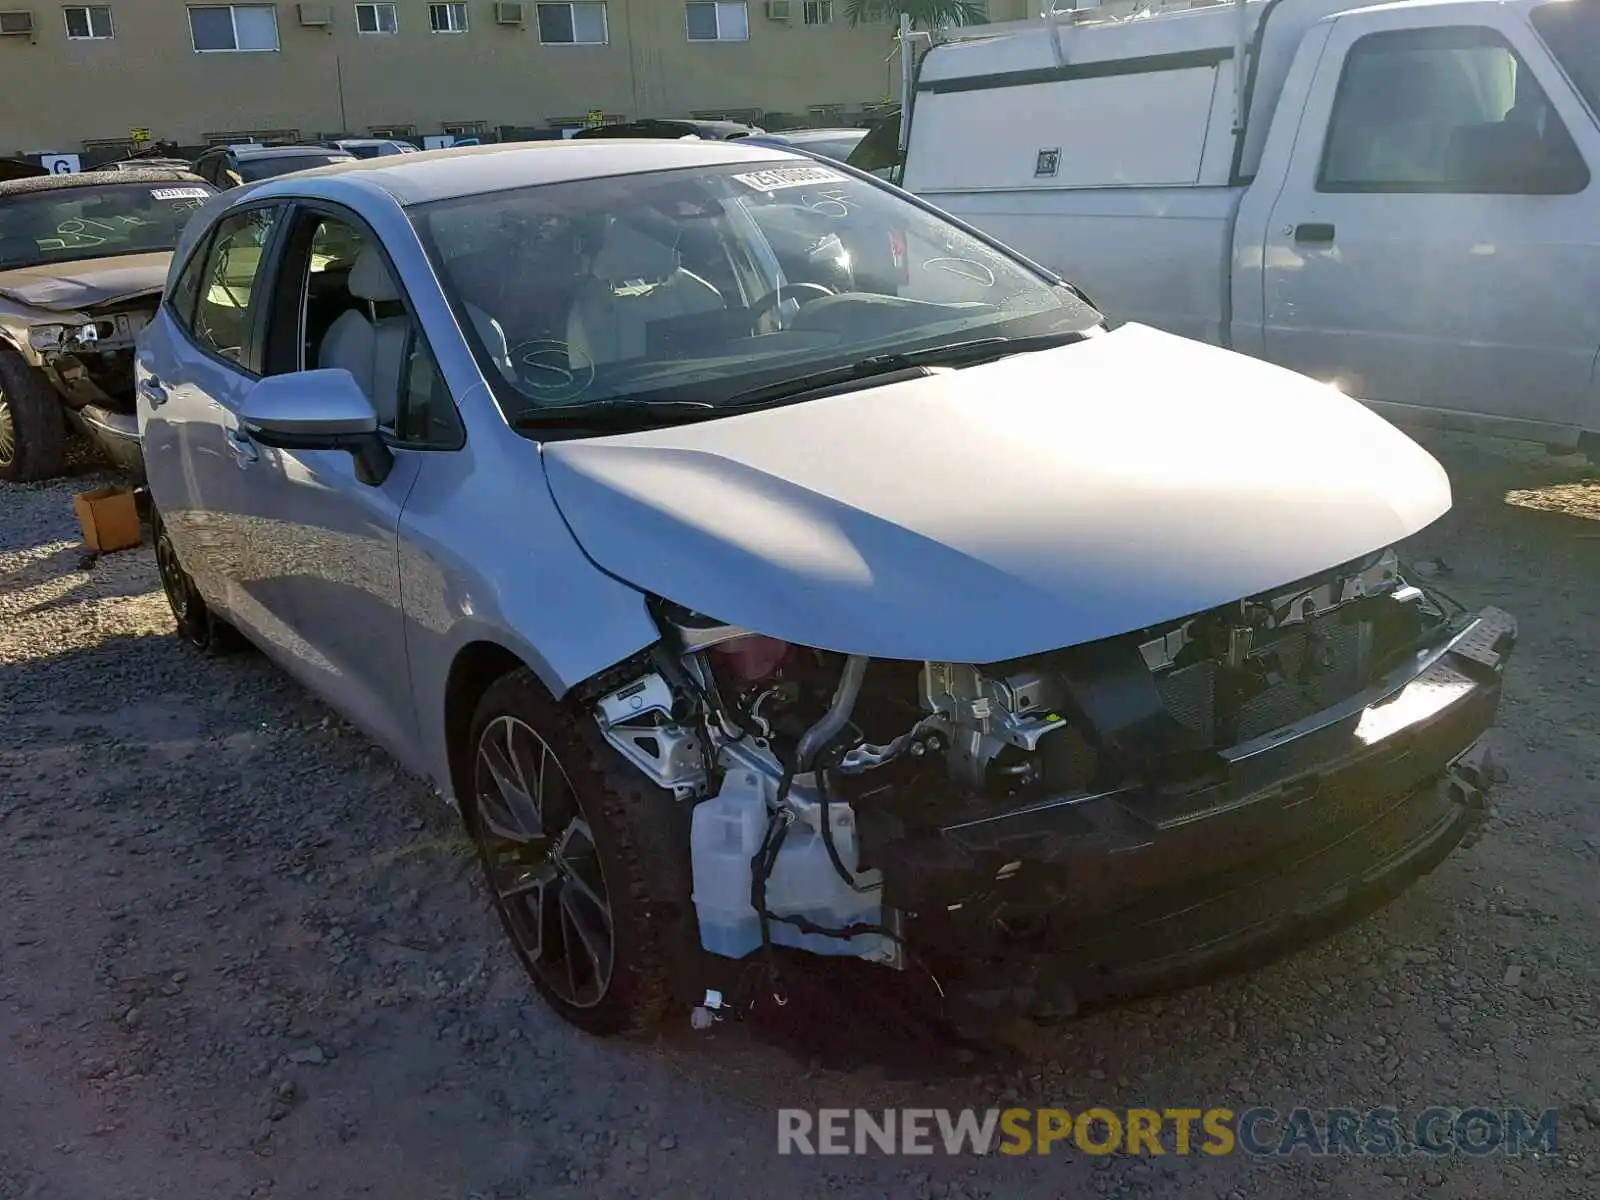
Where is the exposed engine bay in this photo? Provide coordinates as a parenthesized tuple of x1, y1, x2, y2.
(581, 546, 1503, 988)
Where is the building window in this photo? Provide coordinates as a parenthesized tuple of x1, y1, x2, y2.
(368, 124, 416, 137)
(188, 5, 280, 51)
(64, 5, 114, 38)
(536, 2, 605, 43)
(429, 1, 466, 31)
(685, 0, 746, 41)
(355, 2, 397, 33)
(443, 121, 487, 138)
(802, 0, 830, 24)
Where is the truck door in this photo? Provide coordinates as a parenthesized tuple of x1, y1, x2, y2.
(1259, 12, 1600, 439)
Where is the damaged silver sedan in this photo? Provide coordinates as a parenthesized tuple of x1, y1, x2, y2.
(136, 142, 1515, 1037)
(0, 168, 214, 480)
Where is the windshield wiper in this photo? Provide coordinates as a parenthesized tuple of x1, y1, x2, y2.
(509, 329, 1088, 431)
(510, 398, 717, 431)
(719, 329, 1088, 411)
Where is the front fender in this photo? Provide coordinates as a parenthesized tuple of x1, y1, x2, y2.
(398, 427, 661, 797)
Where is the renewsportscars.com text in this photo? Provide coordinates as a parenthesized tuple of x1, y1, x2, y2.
(776, 1107, 1560, 1158)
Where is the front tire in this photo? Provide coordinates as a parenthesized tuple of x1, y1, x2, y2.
(463, 669, 672, 1037)
(151, 506, 243, 656)
(0, 350, 66, 483)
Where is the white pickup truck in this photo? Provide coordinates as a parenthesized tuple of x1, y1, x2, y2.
(899, 0, 1600, 451)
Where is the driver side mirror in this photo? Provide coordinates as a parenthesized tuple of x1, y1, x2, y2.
(240, 369, 395, 486)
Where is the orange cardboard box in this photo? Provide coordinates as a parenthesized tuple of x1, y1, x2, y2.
(73, 486, 141, 553)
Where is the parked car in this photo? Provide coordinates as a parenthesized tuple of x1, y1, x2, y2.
(742, 127, 869, 163)
(571, 118, 764, 141)
(191, 144, 356, 189)
(105, 157, 204, 173)
(0, 168, 215, 480)
(138, 140, 1514, 1037)
(0, 158, 50, 183)
(845, 108, 902, 179)
(900, 0, 1600, 452)
(322, 138, 419, 159)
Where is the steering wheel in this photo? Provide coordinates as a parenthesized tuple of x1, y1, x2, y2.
(746, 281, 837, 329)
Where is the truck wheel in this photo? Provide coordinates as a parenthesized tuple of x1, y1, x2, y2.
(463, 668, 672, 1037)
(151, 506, 244, 656)
(0, 349, 66, 483)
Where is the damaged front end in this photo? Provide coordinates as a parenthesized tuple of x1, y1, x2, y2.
(581, 547, 1515, 1025)
(24, 299, 155, 471)
(29, 301, 153, 401)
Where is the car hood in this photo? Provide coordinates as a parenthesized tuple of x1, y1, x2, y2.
(0, 252, 171, 313)
(541, 323, 1451, 663)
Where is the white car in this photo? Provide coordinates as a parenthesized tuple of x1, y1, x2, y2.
(137, 140, 1514, 1037)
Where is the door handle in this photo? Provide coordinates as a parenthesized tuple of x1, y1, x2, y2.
(1294, 222, 1336, 245)
(225, 426, 259, 467)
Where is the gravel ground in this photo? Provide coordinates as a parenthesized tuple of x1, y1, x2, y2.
(1, 432, 1597, 1200)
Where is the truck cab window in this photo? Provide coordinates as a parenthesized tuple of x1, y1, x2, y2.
(1319, 26, 1587, 195)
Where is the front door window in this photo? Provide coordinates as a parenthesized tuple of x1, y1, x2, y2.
(193, 207, 282, 366)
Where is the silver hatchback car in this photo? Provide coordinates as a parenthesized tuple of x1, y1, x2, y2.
(138, 141, 1514, 1038)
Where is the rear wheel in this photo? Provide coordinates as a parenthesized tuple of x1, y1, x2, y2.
(0, 350, 66, 483)
(463, 669, 672, 1037)
(152, 506, 243, 656)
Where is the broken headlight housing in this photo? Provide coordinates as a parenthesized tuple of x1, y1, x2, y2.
(27, 322, 96, 352)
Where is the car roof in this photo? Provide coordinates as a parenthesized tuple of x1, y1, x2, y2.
(246, 138, 812, 206)
(0, 167, 211, 199)
(216, 144, 357, 160)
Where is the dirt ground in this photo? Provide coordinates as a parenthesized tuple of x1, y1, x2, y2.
(1, 430, 1597, 1200)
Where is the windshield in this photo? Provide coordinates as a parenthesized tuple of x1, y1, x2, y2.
(413, 160, 1098, 422)
(1533, 2, 1600, 116)
(0, 181, 214, 270)
(239, 153, 351, 181)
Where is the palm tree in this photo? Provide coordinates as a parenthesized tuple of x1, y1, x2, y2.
(844, 0, 987, 28)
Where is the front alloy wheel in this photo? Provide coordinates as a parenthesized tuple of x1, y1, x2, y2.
(463, 669, 672, 1036)
(473, 714, 616, 1009)
(0, 392, 15, 472)
(0, 350, 67, 482)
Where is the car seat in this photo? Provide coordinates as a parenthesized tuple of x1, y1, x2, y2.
(317, 247, 413, 427)
(566, 218, 723, 368)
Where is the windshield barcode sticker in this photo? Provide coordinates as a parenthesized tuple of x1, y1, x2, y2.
(150, 187, 210, 201)
(731, 166, 847, 192)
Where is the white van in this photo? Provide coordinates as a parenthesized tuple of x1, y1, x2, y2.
(900, 0, 1600, 451)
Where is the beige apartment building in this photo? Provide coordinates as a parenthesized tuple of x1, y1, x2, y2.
(0, 0, 911, 156)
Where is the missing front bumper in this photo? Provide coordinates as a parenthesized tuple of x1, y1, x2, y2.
(883, 607, 1515, 1021)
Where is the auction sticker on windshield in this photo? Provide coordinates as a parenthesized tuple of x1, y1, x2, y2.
(731, 165, 847, 192)
(150, 187, 210, 201)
